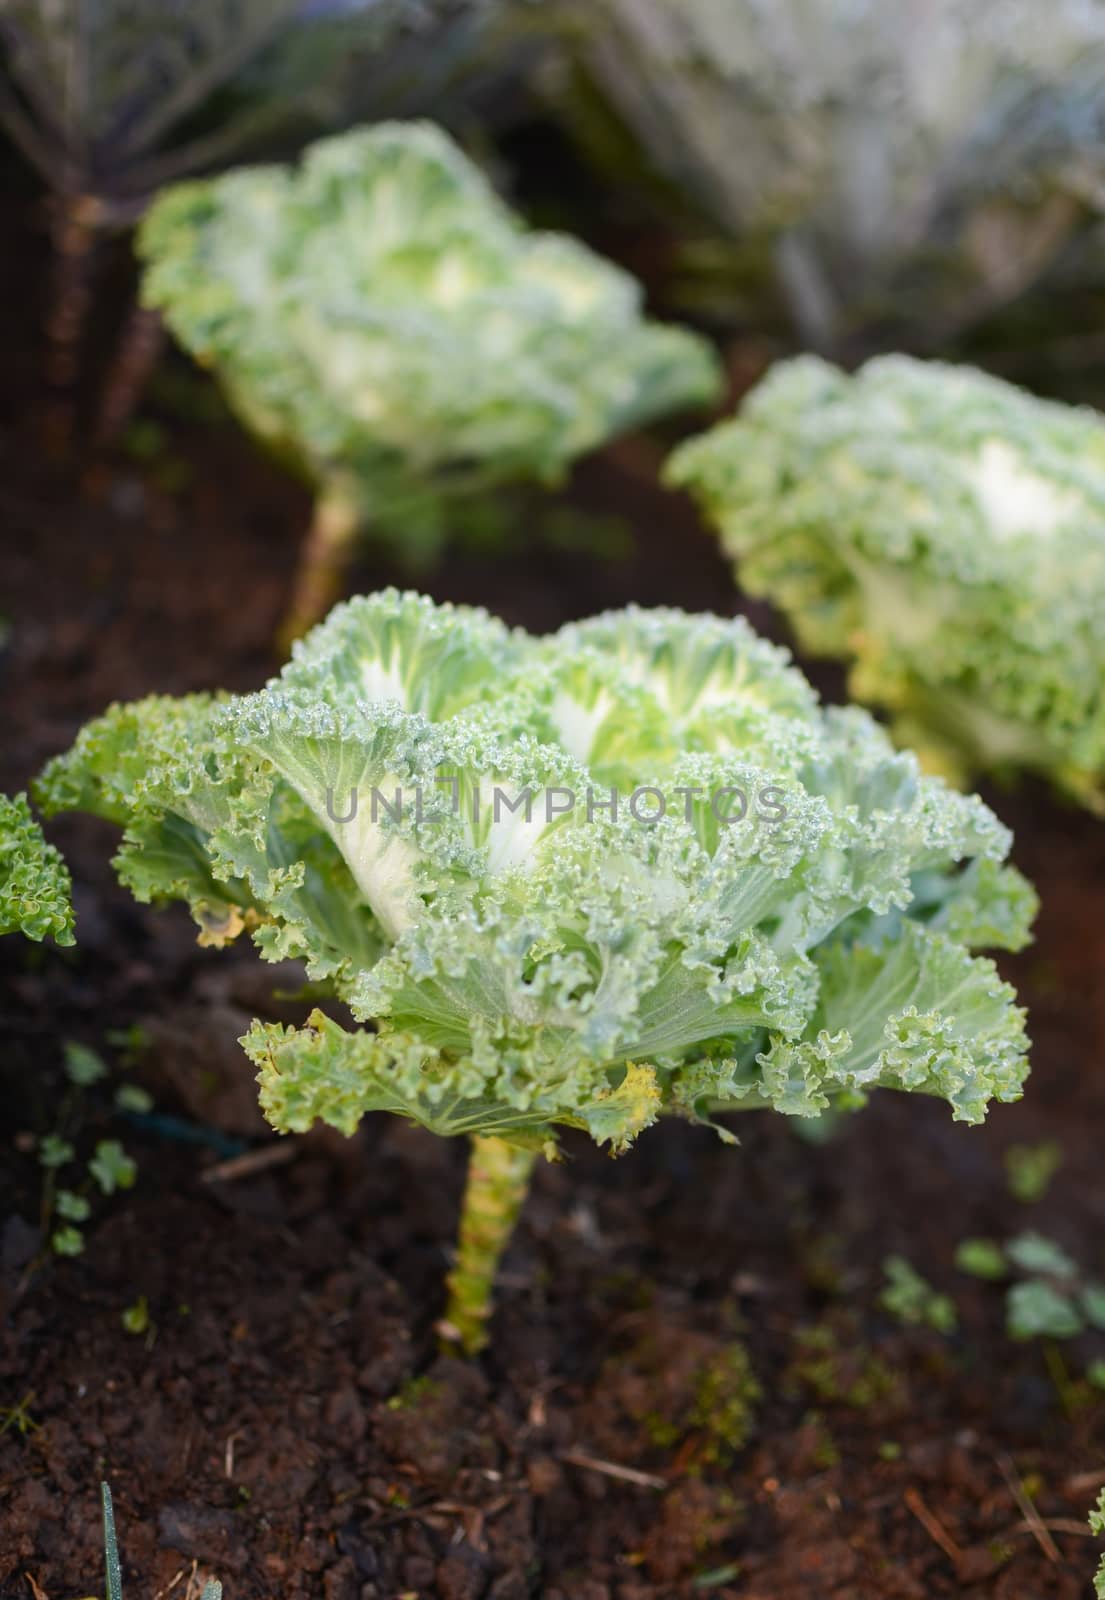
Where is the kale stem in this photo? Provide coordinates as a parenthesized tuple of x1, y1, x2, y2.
(94, 302, 166, 447)
(277, 490, 361, 650)
(443, 1134, 537, 1356)
(44, 194, 101, 455)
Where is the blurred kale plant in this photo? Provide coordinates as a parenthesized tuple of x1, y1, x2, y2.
(137, 121, 722, 640)
(551, 0, 1105, 354)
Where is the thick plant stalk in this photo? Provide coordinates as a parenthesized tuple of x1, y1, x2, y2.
(44, 195, 102, 453)
(443, 1134, 537, 1355)
(277, 491, 362, 650)
(95, 303, 167, 447)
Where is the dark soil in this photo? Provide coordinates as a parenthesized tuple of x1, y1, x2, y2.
(3, 173, 1105, 1600)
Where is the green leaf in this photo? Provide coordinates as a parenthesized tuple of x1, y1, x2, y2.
(0, 792, 74, 944)
(1092, 1488, 1105, 1536)
(51, 1226, 84, 1256)
(114, 1085, 154, 1114)
(63, 1041, 108, 1087)
(1004, 1140, 1063, 1203)
(121, 1296, 150, 1336)
(1091, 1490, 1105, 1599)
(39, 1134, 74, 1170)
(1006, 1280, 1083, 1341)
(102, 1483, 122, 1600)
(757, 922, 1030, 1126)
(879, 1255, 957, 1334)
(88, 1141, 137, 1196)
(954, 1238, 1007, 1281)
(55, 1190, 91, 1222)
(1005, 1232, 1077, 1280)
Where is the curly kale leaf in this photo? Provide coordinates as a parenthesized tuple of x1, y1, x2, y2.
(0, 792, 75, 945)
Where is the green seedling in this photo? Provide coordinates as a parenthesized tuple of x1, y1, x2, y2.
(879, 1256, 957, 1334)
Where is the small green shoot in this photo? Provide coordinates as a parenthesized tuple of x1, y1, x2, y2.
(0, 1392, 39, 1437)
(121, 1297, 150, 1336)
(1007, 1281, 1084, 1341)
(1005, 1232, 1076, 1279)
(50, 1225, 84, 1256)
(957, 1231, 1105, 1379)
(103, 1482, 123, 1600)
(114, 1084, 154, 1114)
(64, 1041, 109, 1087)
(104, 1023, 151, 1067)
(692, 1564, 742, 1590)
(880, 1256, 957, 1334)
(39, 1134, 75, 1169)
(89, 1141, 137, 1195)
(1005, 1141, 1063, 1204)
(27, 1037, 149, 1277)
(954, 1239, 1007, 1280)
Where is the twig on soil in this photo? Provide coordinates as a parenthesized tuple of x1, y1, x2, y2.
(558, 1450, 668, 1490)
(903, 1486, 963, 1568)
(25, 1572, 47, 1600)
(362, 1490, 517, 1536)
(182, 1562, 209, 1600)
(1065, 1469, 1105, 1495)
(1010, 1518, 1093, 1538)
(996, 1455, 1061, 1563)
(200, 1144, 297, 1184)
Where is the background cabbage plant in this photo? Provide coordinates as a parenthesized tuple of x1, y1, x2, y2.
(549, 0, 1105, 358)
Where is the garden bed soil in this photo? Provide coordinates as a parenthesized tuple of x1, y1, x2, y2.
(3, 177, 1105, 1600)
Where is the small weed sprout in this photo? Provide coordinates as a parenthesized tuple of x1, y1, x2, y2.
(26, 1041, 142, 1267)
(1005, 1141, 1063, 1203)
(957, 1231, 1105, 1382)
(879, 1257, 957, 1334)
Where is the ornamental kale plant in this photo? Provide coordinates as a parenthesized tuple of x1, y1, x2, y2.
(136, 121, 722, 641)
(0, 792, 74, 944)
(668, 355, 1105, 808)
(552, 0, 1105, 352)
(36, 590, 1035, 1351)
